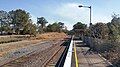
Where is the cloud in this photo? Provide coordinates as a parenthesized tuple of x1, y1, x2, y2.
(92, 16, 110, 24)
(52, 3, 90, 30)
(30, 2, 112, 30)
(30, 14, 37, 23)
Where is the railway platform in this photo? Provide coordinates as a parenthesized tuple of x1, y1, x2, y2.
(72, 40, 113, 67)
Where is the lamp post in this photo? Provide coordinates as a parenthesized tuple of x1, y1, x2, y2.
(78, 5, 92, 24)
(78, 5, 92, 45)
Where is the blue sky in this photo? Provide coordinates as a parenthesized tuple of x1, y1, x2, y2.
(0, 0, 120, 30)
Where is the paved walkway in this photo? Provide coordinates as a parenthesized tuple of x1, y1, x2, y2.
(74, 40, 112, 67)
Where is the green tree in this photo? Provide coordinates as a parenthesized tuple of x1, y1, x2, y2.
(73, 22, 87, 30)
(46, 22, 62, 32)
(46, 24, 52, 32)
(73, 22, 87, 36)
(37, 17, 48, 33)
(50, 22, 60, 32)
(0, 10, 11, 34)
(91, 22, 109, 39)
(107, 14, 120, 41)
(58, 22, 64, 32)
(9, 9, 30, 34)
(20, 19, 37, 35)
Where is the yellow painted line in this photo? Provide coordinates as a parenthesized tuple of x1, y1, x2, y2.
(74, 42, 79, 67)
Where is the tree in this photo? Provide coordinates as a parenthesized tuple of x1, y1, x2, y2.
(67, 30, 75, 35)
(107, 14, 120, 41)
(58, 22, 64, 32)
(9, 9, 30, 34)
(0, 10, 11, 34)
(46, 24, 52, 32)
(17, 19, 37, 35)
(73, 22, 87, 30)
(27, 19, 37, 35)
(30, 23, 37, 36)
(49, 22, 60, 32)
(37, 17, 48, 33)
(91, 22, 109, 39)
(46, 22, 63, 32)
(73, 22, 87, 36)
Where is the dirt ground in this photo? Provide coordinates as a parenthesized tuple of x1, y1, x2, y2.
(0, 32, 67, 57)
(36, 32, 67, 40)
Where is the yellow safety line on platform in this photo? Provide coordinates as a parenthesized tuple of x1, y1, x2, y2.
(74, 42, 79, 67)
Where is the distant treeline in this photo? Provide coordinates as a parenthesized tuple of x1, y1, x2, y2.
(69, 14, 120, 41)
(0, 9, 67, 35)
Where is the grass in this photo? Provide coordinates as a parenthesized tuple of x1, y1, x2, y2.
(0, 35, 30, 44)
(0, 32, 67, 57)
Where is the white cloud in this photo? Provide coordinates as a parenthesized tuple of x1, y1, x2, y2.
(92, 14, 112, 25)
(51, 3, 112, 30)
(30, 2, 112, 30)
(53, 3, 91, 30)
(31, 14, 37, 23)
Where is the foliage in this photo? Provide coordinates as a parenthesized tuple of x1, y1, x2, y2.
(0, 9, 37, 35)
(0, 10, 11, 34)
(46, 22, 66, 33)
(37, 17, 48, 28)
(73, 22, 87, 30)
(84, 28, 90, 36)
(67, 30, 75, 35)
(86, 14, 120, 66)
(21, 19, 37, 35)
(47, 22, 60, 32)
(0, 9, 68, 35)
(37, 17, 48, 33)
(58, 22, 64, 32)
(91, 22, 109, 39)
(72, 22, 87, 36)
(107, 14, 120, 41)
(9, 9, 30, 34)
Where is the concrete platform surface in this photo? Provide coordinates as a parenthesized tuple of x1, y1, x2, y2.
(74, 40, 111, 67)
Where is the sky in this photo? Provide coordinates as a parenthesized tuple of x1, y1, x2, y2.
(0, 0, 120, 30)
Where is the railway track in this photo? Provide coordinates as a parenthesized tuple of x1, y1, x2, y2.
(0, 41, 53, 66)
(43, 38, 71, 67)
(42, 45, 65, 67)
(0, 39, 68, 67)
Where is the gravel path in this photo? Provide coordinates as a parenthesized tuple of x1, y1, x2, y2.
(0, 40, 56, 66)
(0, 40, 63, 67)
